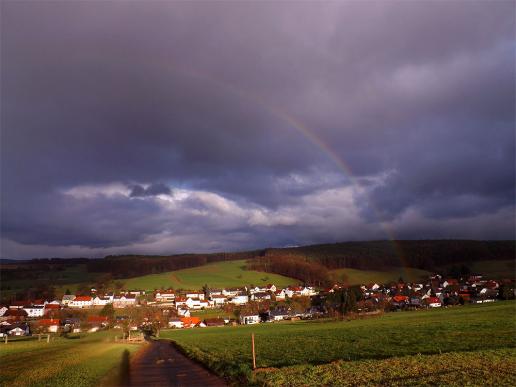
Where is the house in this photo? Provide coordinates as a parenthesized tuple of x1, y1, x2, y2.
(9, 301, 28, 309)
(185, 292, 205, 300)
(38, 319, 61, 333)
(168, 318, 184, 329)
(44, 304, 60, 315)
(8, 325, 29, 336)
(180, 317, 201, 328)
(155, 290, 176, 302)
(23, 305, 45, 318)
(274, 289, 286, 300)
(204, 318, 225, 327)
(61, 295, 76, 306)
(222, 288, 243, 297)
(93, 295, 113, 307)
(210, 295, 227, 306)
(251, 292, 271, 301)
(269, 309, 290, 321)
(266, 284, 277, 293)
(426, 297, 442, 308)
(1, 309, 28, 322)
(177, 307, 190, 317)
(87, 316, 109, 332)
(229, 294, 249, 305)
(239, 313, 260, 325)
(69, 296, 93, 308)
(0, 307, 7, 317)
(113, 294, 137, 308)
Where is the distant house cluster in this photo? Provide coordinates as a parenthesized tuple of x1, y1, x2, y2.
(1, 272, 512, 335)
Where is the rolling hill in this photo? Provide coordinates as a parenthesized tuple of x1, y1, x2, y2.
(120, 259, 298, 291)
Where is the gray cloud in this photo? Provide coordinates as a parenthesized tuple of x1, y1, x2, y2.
(1, 1, 514, 258)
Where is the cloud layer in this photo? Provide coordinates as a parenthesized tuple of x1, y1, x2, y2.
(1, 1, 514, 258)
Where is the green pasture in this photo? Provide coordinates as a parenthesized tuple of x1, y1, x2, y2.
(254, 347, 516, 386)
(121, 260, 298, 291)
(161, 301, 516, 381)
(0, 331, 141, 387)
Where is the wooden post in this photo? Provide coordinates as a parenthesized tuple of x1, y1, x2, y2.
(38, 333, 41, 341)
(251, 333, 256, 370)
(47, 334, 50, 343)
(4, 335, 7, 344)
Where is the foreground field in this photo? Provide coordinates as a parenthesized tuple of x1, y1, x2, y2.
(0, 331, 141, 387)
(121, 259, 298, 290)
(161, 301, 516, 384)
(329, 266, 431, 285)
(254, 348, 516, 386)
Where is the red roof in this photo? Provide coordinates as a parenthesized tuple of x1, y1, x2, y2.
(39, 319, 60, 325)
(392, 295, 408, 303)
(45, 304, 60, 309)
(175, 297, 187, 302)
(427, 297, 440, 304)
(180, 317, 201, 326)
(74, 296, 92, 302)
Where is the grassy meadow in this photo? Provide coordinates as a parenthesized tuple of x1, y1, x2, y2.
(329, 266, 431, 285)
(0, 331, 141, 387)
(161, 301, 516, 383)
(121, 259, 298, 291)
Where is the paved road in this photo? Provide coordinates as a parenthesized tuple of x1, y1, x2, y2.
(128, 340, 227, 387)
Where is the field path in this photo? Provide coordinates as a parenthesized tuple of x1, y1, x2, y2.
(128, 340, 226, 387)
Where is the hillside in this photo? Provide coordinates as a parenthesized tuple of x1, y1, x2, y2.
(120, 260, 298, 291)
(330, 267, 431, 285)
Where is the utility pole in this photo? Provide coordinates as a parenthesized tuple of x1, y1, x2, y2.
(251, 333, 256, 370)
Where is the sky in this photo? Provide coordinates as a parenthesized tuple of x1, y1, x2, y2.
(1, 1, 514, 259)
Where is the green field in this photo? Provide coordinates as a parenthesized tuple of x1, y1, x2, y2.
(330, 266, 431, 285)
(121, 259, 298, 291)
(161, 301, 516, 384)
(0, 331, 141, 387)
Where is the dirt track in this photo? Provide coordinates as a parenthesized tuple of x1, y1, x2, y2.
(128, 340, 227, 387)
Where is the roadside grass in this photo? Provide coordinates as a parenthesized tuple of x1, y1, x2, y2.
(121, 260, 298, 291)
(329, 266, 431, 285)
(161, 301, 516, 381)
(0, 331, 141, 387)
(253, 348, 516, 386)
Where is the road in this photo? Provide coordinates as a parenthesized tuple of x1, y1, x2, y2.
(127, 340, 227, 387)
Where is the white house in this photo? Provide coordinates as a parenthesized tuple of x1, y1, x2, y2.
(239, 313, 260, 325)
(61, 295, 76, 306)
(185, 292, 205, 300)
(210, 295, 227, 306)
(155, 291, 175, 302)
(274, 289, 286, 300)
(93, 296, 113, 307)
(113, 295, 137, 308)
(222, 288, 243, 297)
(68, 296, 93, 308)
(23, 306, 45, 318)
(8, 326, 27, 336)
(229, 294, 249, 305)
(168, 318, 184, 329)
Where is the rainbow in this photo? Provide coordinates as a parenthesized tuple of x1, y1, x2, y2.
(149, 59, 409, 276)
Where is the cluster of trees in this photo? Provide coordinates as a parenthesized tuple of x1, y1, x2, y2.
(265, 240, 515, 272)
(247, 255, 330, 286)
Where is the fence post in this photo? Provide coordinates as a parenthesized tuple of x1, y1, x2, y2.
(251, 333, 256, 370)
(47, 334, 50, 343)
(4, 335, 7, 344)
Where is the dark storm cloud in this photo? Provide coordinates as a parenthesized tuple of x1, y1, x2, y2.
(130, 183, 171, 197)
(0, 1, 514, 258)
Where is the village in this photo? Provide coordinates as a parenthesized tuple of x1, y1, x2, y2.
(1, 272, 512, 337)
